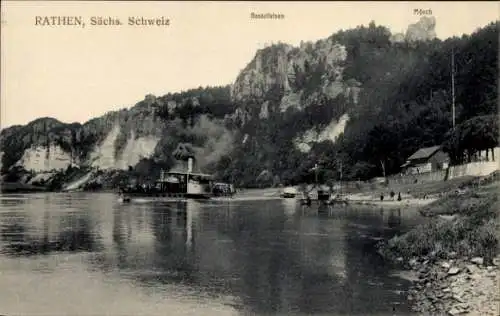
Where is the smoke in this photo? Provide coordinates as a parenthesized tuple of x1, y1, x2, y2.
(170, 160, 189, 173)
(190, 115, 235, 171)
(172, 142, 195, 160)
(169, 143, 194, 172)
(167, 115, 235, 173)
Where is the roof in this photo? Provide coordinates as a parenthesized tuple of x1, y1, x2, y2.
(214, 182, 232, 187)
(407, 145, 441, 161)
(400, 161, 411, 168)
(164, 171, 214, 178)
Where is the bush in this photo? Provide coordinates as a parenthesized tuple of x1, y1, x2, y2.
(382, 186, 499, 264)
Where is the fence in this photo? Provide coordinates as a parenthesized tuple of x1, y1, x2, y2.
(338, 161, 500, 191)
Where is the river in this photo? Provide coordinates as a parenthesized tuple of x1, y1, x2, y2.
(0, 193, 423, 315)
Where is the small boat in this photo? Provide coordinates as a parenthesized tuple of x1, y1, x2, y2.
(281, 187, 298, 198)
(324, 196, 349, 206)
(297, 189, 349, 207)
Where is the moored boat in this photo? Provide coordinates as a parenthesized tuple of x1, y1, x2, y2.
(281, 187, 298, 198)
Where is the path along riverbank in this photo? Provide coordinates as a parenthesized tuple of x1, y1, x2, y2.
(378, 179, 499, 315)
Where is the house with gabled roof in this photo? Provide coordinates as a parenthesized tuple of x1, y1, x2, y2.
(401, 145, 450, 175)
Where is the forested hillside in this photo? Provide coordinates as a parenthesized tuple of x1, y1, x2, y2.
(213, 20, 499, 187)
(0, 86, 236, 187)
(1, 18, 498, 190)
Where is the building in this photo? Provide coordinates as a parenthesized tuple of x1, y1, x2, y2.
(401, 145, 450, 175)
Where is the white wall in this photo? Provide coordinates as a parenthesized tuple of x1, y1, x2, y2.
(448, 161, 500, 179)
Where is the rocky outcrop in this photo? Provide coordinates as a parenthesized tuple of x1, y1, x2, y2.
(259, 101, 270, 119)
(115, 132, 160, 170)
(1, 89, 234, 175)
(230, 38, 350, 116)
(225, 107, 252, 126)
(88, 123, 160, 171)
(5, 106, 164, 172)
(294, 113, 350, 152)
(231, 43, 293, 102)
(391, 16, 437, 43)
(15, 144, 74, 172)
(89, 124, 120, 169)
(279, 91, 303, 112)
(229, 16, 438, 127)
(406, 16, 437, 42)
(224, 29, 367, 161)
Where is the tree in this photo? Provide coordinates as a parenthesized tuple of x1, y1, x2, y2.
(443, 114, 499, 164)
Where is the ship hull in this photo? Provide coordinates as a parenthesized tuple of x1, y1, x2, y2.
(118, 192, 213, 203)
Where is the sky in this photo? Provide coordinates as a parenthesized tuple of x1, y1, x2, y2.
(1, 1, 498, 128)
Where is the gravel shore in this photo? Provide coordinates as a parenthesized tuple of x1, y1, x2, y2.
(405, 255, 499, 315)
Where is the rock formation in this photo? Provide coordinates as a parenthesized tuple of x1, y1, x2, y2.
(0, 91, 234, 175)
(391, 16, 437, 43)
(230, 39, 351, 115)
(406, 16, 437, 42)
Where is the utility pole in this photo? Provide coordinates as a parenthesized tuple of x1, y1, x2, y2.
(314, 163, 318, 186)
(45, 120, 50, 171)
(451, 48, 456, 129)
(339, 160, 343, 195)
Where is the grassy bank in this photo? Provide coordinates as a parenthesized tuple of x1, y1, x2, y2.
(376, 179, 500, 315)
(379, 181, 499, 266)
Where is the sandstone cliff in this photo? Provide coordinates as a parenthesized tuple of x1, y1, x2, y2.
(390, 16, 437, 43)
(0, 88, 235, 183)
(227, 34, 362, 154)
(230, 39, 351, 115)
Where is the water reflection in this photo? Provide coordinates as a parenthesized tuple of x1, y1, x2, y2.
(1, 195, 101, 256)
(387, 209, 403, 228)
(0, 194, 419, 315)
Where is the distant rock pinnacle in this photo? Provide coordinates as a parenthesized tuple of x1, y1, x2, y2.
(390, 16, 437, 43)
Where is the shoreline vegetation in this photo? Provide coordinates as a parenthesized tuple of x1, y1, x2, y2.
(377, 173, 500, 315)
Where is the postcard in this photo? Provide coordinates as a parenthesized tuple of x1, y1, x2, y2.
(1, 2, 498, 315)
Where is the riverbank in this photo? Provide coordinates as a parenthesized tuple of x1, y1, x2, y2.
(243, 187, 439, 208)
(378, 181, 499, 315)
(349, 198, 436, 208)
(0, 181, 47, 193)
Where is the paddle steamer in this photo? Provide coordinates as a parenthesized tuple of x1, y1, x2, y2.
(118, 157, 234, 203)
